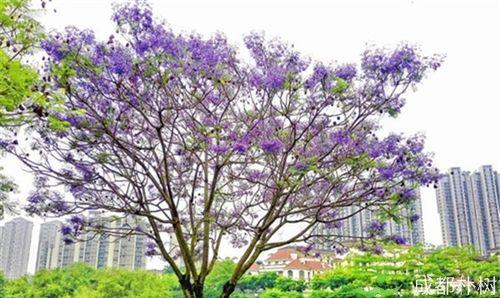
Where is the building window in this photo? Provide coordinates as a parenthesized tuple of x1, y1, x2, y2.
(287, 270, 293, 278)
(299, 270, 305, 279)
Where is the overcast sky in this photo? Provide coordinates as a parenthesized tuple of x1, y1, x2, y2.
(1, 0, 499, 272)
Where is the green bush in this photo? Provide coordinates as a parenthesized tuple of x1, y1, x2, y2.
(237, 272, 280, 292)
(260, 288, 303, 298)
(275, 276, 306, 292)
(0, 272, 4, 298)
(332, 284, 398, 298)
(204, 259, 236, 298)
(309, 289, 338, 298)
(372, 274, 413, 290)
(3, 263, 176, 298)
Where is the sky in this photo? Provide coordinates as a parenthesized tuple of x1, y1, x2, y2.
(1, 0, 499, 272)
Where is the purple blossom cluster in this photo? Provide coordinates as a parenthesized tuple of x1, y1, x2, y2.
(387, 234, 408, 245)
(334, 64, 357, 81)
(367, 220, 387, 237)
(145, 242, 158, 256)
(60, 215, 85, 244)
(260, 138, 284, 154)
(361, 45, 444, 83)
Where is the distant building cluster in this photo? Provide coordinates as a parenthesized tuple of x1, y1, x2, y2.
(0, 214, 147, 279)
(314, 189, 425, 249)
(2, 165, 499, 280)
(435, 165, 500, 256)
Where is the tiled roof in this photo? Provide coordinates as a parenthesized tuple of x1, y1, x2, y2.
(284, 259, 328, 271)
(248, 263, 261, 272)
(267, 248, 304, 261)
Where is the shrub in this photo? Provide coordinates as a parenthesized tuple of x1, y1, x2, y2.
(260, 288, 304, 298)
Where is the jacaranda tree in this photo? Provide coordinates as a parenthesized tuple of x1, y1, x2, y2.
(3, 2, 443, 297)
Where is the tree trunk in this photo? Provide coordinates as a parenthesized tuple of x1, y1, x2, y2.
(180, 282, 205, 298)
(180, 276, 205, 298)
(220, 282, 236, 298)
(193, 283, 204, 298)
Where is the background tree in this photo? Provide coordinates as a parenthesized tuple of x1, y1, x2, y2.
(3, 263, 178, 298)
(310, 245, 499, 297)
(5, 2, 443, 297)
(0, 0, 48, 219)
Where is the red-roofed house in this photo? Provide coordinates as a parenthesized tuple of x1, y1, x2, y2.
(247, 246, 335, 281)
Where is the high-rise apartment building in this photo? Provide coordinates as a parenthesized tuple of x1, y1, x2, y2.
(36, 220, 62, 271)
(0, 226, 4, 267)
(35, 215, 146, 271)
(315, 189, 425, 249)
(0, 217, 33, 278)
(36, 220, 77, 270)
(436, 166, 500, 255)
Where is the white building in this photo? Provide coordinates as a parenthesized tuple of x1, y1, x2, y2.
(36, 220, 64, 271)
(315, 189, 425, 249)
(436, 166, 500, 255)
(0, 217, 33, 278)
(36, 216, 146, 271)
(248, 246, 332, 282)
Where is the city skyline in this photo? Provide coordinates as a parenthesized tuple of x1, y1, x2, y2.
(2, 215, 148, 278)
(314, 189, 425, 250)
(0, 165, 500, 273)
(436, 165, 500, 255)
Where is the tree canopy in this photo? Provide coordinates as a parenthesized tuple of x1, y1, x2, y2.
(3, 2, 443, 297)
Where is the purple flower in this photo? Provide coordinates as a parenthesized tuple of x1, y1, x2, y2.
(294, 161, 308, 171)
(75, 162, 94, 182)
(334, 64, 357, 81)
(388, 235, 408, 245)
(233, 142, 249, 154)
(367, 220, 386, 237)
(407, 136, 425, 154)
(108, 47, 132, 75)
(112, 3, 153, 29)
(202, 115, 217, 127)
(210, 143, 230, 155)
(61, 225, 72, 236)
(41, 38, 66, 61)
(330, 131, 351, 145)
(410, 214, 420, 223)
(260, 138, 284, 154)
(335, 246, 349, 255)
(305, 63, 329, 89)
(378, 166, 395, 180)
(372, 245, 384, 255)
(247, 170, 266, 183)
(375, 188, 386, 198)
(303, 244, 314, 253)
(325, 221, 343, 229)
(401, 188, 416, 201)
(52, 200, 69, 213)
(264, 67, 286, 89)
(69, 215, 84, 226)
(69, 184, 86, 199)
(145, 242, 158, 256)
(27, 193, 44, 204)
